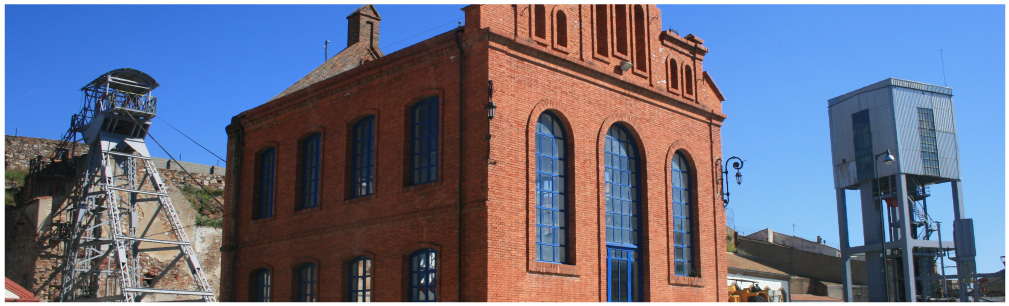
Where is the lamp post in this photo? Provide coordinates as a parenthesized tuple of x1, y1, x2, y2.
(873, 149, 895, 301)
(716, 156, 744, 209)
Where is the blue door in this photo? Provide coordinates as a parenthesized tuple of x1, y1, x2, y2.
(607, 247, 639, 302)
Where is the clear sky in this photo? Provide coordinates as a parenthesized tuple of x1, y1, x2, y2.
(5, 4, 1005, 274)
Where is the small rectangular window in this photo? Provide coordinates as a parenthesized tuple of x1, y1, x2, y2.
(851, 110, 874, 182)
(352, 117, 376, 197)
(256, 148, 276, 219)
(300, 134, 321, 209)
(410, 98, 439, 185)
(918, 108, 940, 176)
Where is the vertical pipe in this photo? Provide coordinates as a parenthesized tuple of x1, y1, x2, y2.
(936, 222, 948, 298)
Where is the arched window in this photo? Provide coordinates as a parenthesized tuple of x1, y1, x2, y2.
(555, 10, 568, 48)
(349, 257, 372, 302)
(535, 112, 568, 264)
(295, 263, 317, 302)
(408, 249, 437, 302)
(671, 152, 695, 276)
(300, 133, 321, 210)
(604, 124, 641, 302)
(351, 116, 376, 198)
(615, 5, 628, 56)
(633, 5, 646, 71)
(256, 147, 276, 219)
(668, 59, 679, 91)
(595, 4, 609, 57)
(534, 5, 547, 39)
(251, 268, 271, 302)
(684, 65, 694, 96)
(410, 97, 439, 185)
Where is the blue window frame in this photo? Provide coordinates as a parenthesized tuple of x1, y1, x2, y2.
(252, 269, 271, 302)
(296, 263, 317, 302)
(604, 125, 641, 302)
(410, 97, 439, 185)
(352, 116, 376, 198)
(300, 134, 321, 209)
(671, 152, 694, 276)
(408, 249, 437, 302)
(535, 112, 568, 263)
(917, 108, 940, 177)
(852, 110, 874, 182)
(349, 257, 372, 302)
(256, 148, 276, 219)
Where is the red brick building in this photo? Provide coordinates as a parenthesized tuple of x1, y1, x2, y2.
(221, 4, 729, 302)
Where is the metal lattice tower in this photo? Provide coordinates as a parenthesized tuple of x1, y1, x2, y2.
(57, 68, 216, 302)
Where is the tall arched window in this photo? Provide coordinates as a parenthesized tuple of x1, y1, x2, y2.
(668, 59, 679, 91)
(295, 263, 317, 302)
(671, 152, 695, 276)
(535, 112, 568, 264)
(351, 116, 376, 198)
(684, 65, 694, 96)
(251, 268, 271, 302)
(604, 124, 641, 302)
(408, 249, 437, 302)
(349, 257, 372, 302)
(633, 5, 646, 72)
(555, 10, 568, 48)
(595, 4, 609, 57)
(410, 97, 439, 185)
(256, 147, 276, 219)
(534, 5, 547, 39)
(300, 133, 321, 210)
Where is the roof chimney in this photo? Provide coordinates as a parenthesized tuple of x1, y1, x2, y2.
(347, 4, 381, 48)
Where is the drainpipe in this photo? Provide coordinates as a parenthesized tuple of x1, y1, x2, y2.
(454, 25, 466, 302)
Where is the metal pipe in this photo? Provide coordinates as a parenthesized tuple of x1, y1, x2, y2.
(936, 221, 948, 298)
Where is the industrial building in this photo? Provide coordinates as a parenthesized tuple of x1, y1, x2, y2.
(828, 78, 977, 302)
(221, 4, 731, 301)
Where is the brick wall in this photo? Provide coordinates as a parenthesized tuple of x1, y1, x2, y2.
(223, 4, 728, 302)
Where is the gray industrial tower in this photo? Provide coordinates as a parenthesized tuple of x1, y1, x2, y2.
(827, 78, 976, 302)
(52, 69, 215, 302)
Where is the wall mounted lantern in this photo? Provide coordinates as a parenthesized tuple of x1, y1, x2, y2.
(717, 156, 745, 208)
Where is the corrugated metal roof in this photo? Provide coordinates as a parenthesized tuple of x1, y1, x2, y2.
(828, 78, 952, 107)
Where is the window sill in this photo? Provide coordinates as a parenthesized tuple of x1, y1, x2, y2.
(345, 194, 376, 205)
(404, 180, 439, 193)
(293, 205, 321, 216)
(529, 261, 580, 277)
(670, 275, 703, 287)
(251, 215, 275, 224)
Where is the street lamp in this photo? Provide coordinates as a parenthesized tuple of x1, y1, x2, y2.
(872, 149, 895, 301)
(717, 156, 744, 209)
(486, 80, 497, 120)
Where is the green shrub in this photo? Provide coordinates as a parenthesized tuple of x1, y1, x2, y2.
(179, 184, 223, 216)
(195, 215, 223, 228)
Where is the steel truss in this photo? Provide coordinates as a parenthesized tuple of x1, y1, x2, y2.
(56, 69, 215, 302)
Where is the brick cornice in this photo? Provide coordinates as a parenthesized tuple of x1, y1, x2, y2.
(486, 32, 726, 125)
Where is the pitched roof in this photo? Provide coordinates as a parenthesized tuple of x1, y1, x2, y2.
(5, 277, 39, 302)
(727, 252, 790, 278)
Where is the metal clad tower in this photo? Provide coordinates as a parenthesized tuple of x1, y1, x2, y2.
(827, 78, 975, 302)
(58, 69, 216, 302)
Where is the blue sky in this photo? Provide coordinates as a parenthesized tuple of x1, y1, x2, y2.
(5, 4, 1005, 274)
